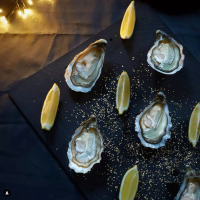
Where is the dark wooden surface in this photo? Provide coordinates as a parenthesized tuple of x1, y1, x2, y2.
(9, 4, 200, 200)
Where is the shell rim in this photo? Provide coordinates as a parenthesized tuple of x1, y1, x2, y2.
(67, 120, 104, 174)
(135, 92, 172, 149)
(147, 30, 185, 75)
(174, 166, 200, 200)
(64, 39, 107, 93)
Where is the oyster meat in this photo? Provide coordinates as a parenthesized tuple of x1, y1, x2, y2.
(65, 39, 107, 93)
(175, 165, 200, 200)
(67, 115, 103, 173)
(135, 92, 172, 149)
(147, 30, 185, 75)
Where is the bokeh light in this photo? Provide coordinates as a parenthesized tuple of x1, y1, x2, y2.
(28, 0, 33, 5)
(24, 9, 31, 15)
(0, 16, 8, 24)
(18, 10, 23, 16)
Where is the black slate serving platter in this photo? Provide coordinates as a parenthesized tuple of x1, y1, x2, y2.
(9, 4, 200, 200)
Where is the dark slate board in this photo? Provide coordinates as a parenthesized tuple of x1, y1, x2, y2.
(9, 4, 200, 200)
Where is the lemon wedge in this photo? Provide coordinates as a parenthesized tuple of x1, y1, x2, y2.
(120, 1, 136, 39)
(119, 165, 139, 200)
(40, 83, 60, 130)
(116, 71, 130, 115)
(188, 102, 200, 147)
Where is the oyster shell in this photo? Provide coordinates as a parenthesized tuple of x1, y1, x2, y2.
(174, 165, 200, 200)
(135, 92, 172, 149)
(147, 30, 185, 75)
(64, 39, 107, 93)
(67, 115, 104, 173)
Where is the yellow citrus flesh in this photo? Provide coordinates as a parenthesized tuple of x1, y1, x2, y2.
(119, 165, 139, 200)
(120, 1, 136, 39)
(41, 83, 60, 130)
(188, 102, 200, 147)
(116, 71, 130, 115)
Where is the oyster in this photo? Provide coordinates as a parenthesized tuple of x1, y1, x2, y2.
(64, 39, 107, 93)
(135, 92, 172, 149)
(174, 165, 200, 200)
(67, 115, 103, 173)
(147, 30, 185, 75)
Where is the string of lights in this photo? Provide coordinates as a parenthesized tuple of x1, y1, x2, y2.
(0, 0, 33, 24)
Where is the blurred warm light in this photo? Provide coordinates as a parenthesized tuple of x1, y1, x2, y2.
(18, 10, 23, 16)
(0, 16, 8, 24)
(24, 9, 31, 15)
(0, 9, 2, 13)
(28, 0, 33, 5)
(40, 0, 53, 4)
(22, 9, 32, 19)
(18, 9, 32, 19)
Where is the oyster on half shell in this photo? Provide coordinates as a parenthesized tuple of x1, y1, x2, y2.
(147, 30, 185, 75)
(174, 165, 200, 200)
(135, 92, 172, 149)
(67, 115, 103, 173)
(65, 39, 107, 93)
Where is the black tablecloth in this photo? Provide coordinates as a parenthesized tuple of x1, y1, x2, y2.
(1, 0, 200, 199)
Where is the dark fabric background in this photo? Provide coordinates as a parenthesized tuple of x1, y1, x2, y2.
(0, 0, 200, 199)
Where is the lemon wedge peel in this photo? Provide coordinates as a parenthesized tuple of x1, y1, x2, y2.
(116, 71, 130, 115)
(188, 102, 200, 147)
(120, 1, 136, 39)
(40, 83, 60, 131)
(119, 165, 139, 200)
